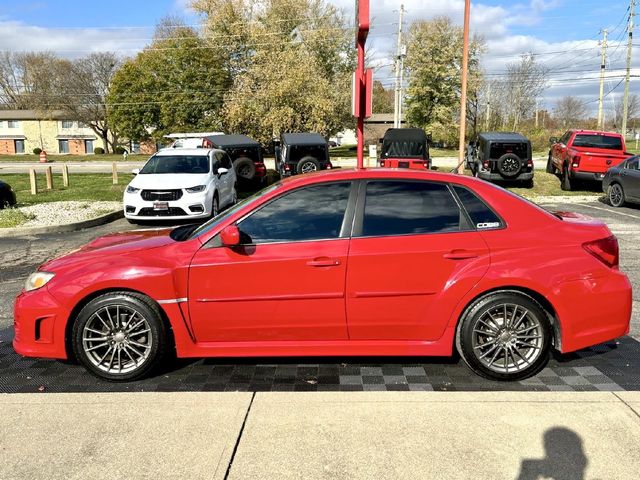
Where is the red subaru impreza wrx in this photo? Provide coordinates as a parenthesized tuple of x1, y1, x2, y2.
(13, 169, 632, 381)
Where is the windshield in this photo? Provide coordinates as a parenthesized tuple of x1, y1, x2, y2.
(185, 182, 283, 240)
(572, 135, 623, 150)
(140, 155, 210, 174)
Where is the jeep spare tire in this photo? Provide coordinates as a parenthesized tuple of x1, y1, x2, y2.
(496, 153, 522, 179)
(233, 157, 255, 180)
(297, 156, 321, 174)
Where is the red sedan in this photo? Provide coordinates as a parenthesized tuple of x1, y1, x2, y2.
(13, 169, 631, 381)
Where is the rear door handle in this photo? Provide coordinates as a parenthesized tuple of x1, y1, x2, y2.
(443, 249, 481, 260)
(307, 257, 341, 267)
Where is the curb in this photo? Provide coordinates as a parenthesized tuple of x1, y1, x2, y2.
(0, 210, 124, 238)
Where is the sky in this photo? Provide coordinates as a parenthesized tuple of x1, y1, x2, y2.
(0, 0, 637, 117)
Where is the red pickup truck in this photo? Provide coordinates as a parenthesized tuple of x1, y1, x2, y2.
(547, 130, 631, 191)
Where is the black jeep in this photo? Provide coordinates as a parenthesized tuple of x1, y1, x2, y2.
(466, 132, 534, 187)
(276, 133, 332, 176)
(206, 134, 267, 185)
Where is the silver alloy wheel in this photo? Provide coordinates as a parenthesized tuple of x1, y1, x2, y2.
(300, 161, 318, 174)
(471, 303, 544, 374)
(609, 184, 623, 207)
(82, 304, 152, 375)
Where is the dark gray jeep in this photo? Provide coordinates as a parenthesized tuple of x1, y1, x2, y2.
(275, 133, 332, 177)
(466, 132, 534, 187)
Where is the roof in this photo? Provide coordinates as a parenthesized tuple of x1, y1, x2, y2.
(206, 134, 261, 147)
(164, 132, 224, 139)
(365, 114, 405, 124)
(477, 132, 530, 142)
(382, 128, 427, 142)
(281, 133, 327, 146)
(155, 148, 217, 156)
(0, 109, 70, 120)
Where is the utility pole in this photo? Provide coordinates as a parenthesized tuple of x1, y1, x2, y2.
(393, 4, 405, 128)
(457, 0, 471, 174)
(621, 0, 636, 136)
(485, 83, 491, 131)
(535, 99, 539, 129)
(597, 29, 608, 130)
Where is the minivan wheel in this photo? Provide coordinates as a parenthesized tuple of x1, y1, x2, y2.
(608, 183, 625, 207)
(456, 292, 552, 381)
(72, 292, 167, 381)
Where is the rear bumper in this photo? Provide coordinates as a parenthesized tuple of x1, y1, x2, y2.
(13, 288, 68, 359)
(571, 171, 606, 182)
(556, 269, 632, 353)
(478, 171, 534, 181)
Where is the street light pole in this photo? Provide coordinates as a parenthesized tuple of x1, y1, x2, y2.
(457, 0, 471, 174)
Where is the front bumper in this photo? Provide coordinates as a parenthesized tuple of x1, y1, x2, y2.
(124, 191, 212, 221)
(13, 288, 68, 359)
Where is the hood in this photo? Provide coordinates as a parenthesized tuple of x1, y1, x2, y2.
(129, 173, 211, 190)
(41, 228, 175, 271)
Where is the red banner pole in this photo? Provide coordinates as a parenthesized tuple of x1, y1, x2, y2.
(356, 40, 365, 169)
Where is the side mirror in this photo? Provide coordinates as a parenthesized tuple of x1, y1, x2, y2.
(217, 167, 229, 176)
(220, 225, 240, 247)
(132, 168, 140, 175)
(549, 137, 558, 144)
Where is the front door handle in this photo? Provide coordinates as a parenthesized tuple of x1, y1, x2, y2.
(307, 257, 341, 267)
(443, 249, 481, 260)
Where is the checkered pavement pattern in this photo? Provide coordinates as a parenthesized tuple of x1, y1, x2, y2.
(1, 327, 639, 393)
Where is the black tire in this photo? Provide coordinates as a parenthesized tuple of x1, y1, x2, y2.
(496, 153, 523, 179)
(126, 218, 138, 225)
(71, 292, 167, 381)
(561, 164, 573, 191)
(297, 156, 321, 174)
(233, 157, 256, 181)
(608, 183, 625, 207)
(211, 194, 219, 218)
(456, 291, 552, 381)
(546, 154, 555, 174)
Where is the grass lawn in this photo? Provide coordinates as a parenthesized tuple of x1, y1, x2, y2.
(1, 173, 131, 206)
(0, 154, 147, 163)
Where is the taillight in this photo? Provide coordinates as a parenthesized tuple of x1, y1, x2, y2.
(572, 156, 581, 168)
(483, 161, 489, 169)
(527, 159, 533, 167)
(379, 160, 385, 167)
(583, 235, 619, 268)
(284, 164, 291, 171)
(326, 161, 333, 169)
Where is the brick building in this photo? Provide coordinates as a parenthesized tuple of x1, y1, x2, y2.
(0, 110, 157, 155)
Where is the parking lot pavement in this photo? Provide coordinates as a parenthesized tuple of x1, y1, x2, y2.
(0, 200, 638, 394)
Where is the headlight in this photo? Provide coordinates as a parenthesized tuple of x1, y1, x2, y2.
(186, 185, 206, 193)
(126, 186, 140, 194)
(25, 272, 55, 292)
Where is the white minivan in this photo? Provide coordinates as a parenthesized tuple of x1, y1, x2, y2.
(123, 148, 237, 223)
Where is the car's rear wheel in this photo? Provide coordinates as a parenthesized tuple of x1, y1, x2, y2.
(72, 292, 167, 381)
(608, 183, 625, 207)
(297, 156, 320, 174)
(456, 292, 552, 381)
(561, 164, 573, 191)
(211, 194, 219, 217)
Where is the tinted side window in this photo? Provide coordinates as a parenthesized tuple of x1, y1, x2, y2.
(625, 157, 638, 170)
(238, 182, 351, 244)
(362, 181, 461, 237)
(452, 186, 503, 229)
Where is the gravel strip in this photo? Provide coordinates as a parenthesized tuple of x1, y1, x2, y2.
(17, 201, 121, 228)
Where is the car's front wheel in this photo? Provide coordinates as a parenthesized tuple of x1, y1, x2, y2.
(72, 292, 167, 381)
(608, 183, 625, 207)
(456, 292, 552, 381)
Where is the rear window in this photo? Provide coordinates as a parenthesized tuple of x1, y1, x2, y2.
(572, 134, 623, 150)
(452, 186, 503, 229)
(489, 143, 528, 159)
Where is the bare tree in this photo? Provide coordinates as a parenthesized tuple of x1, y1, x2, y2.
(613, 93, 640, 130)
(500, 54, 548, 130)
(553, 96, 588, 129)
(0, 52, 63, 109)
(56, 52, 121, 152)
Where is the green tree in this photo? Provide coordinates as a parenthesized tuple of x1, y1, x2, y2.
(107, 20, 229, 142)
(192, 0, 354, 141)
(404, 17, 483, 144)
(372, 81, 394, 114)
